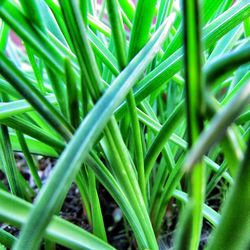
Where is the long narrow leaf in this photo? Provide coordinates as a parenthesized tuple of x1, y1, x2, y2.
(14, 18, 174, 250)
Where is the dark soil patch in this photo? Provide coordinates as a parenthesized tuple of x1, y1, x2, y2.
(0, 154, 224, 250)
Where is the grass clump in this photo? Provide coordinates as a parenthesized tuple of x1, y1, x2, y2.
(0, 0, 249, 249)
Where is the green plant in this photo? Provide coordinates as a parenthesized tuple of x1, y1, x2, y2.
(0, 0, 249, 249)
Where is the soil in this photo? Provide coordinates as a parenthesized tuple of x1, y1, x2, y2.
(0, 154, 222, 250)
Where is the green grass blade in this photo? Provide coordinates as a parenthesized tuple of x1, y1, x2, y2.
(150, 155, 185, 233)
(86, 153, 149, 249)
(173, 190, 220, 227)
(16, 131, 42, 189)
(244, 17, 250, 37)
(19, 0, 46, 32)
(0, 190, 115, 250)
(59, 0, 101, 102)
(0, 95, 57, 120)
(144, 101, 184, 181)
(0, 228, 15, 249)
(163, 0, 249, 61)
(137, 108, 234, 184)
(184, 81, 250, 171)
(118, 0, 134, 22)
(114, 0, 250, 114)
(64, 58, 80, 128)
(107, 0, 127, 68)
(88, 29, 119, 76)
(127, 0, 159, 201)
(25, 45, 46, 94)
(88, 14, 112, 37)
(128, 0, 157, 60)
(155, 0, 174, 31)
(0, 1, 65, 75)
(0, 1, 248, 249)
(1, 117, 65, 152)
(0, 21, 9, 51)
(0, 79, 21, 99)
(46, 67, 68, 117)
(10, 133, 58, 158)
(13, 21, 172, 250)
(0, 52, 73, 140)
(207, 26, 243, 62)
(206, 139, 250, 250)
(0, 109, 25, 198)
(205, 43, 250, 85)
(176, 1, 205, 248)
(88, 170, 107, 242)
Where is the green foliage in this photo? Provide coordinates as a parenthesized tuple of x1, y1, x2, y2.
(0, 0, 249, 250)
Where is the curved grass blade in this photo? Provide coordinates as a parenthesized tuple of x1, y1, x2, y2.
(205, 43, 250, 85)
(0, 1, 65, 75)
(13, 19, 173, 250)
(118, 0, 135, 22)
(0, 95, 25, 200)
(0, 52, 73, 140)
(206, 139, 250, 250)
(19, 0, 46, 32)
(149, 83, 250, 236)
(0, 95, 57, 120)
(16, 131, 42, 189)
(137, 108, 233, 184)
(1, 117, 65, 152)
(0, 190, 115, 250)
(184, 81, 250, 172)
(144, 101, 184, 181)
(0, 228, 15, 249)
(173, 190, 220, 227)
(10, 133, 58, 158)
(114, 0, 250, 115)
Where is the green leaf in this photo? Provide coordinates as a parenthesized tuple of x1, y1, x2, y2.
(0, 52, 73, 140)
(206, 139, 250, 250)
(10, 133, 58, 157)
(0, 122, 24, 198)
(205, 43, 250, 85)
(0, 228, 15, 249)
(184, 81, 250, 171)
(0, 95, 57, 120)
(176, 1, 205, 249)
(144, 101, 184, 181)
(0, 190, 115, 250)
(0, 1, 65, 75)
(16, 131, 42, 189)
(115, 0, 250, 114)
(13, 17, 173, 250)
(128, 0, 157, 60)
